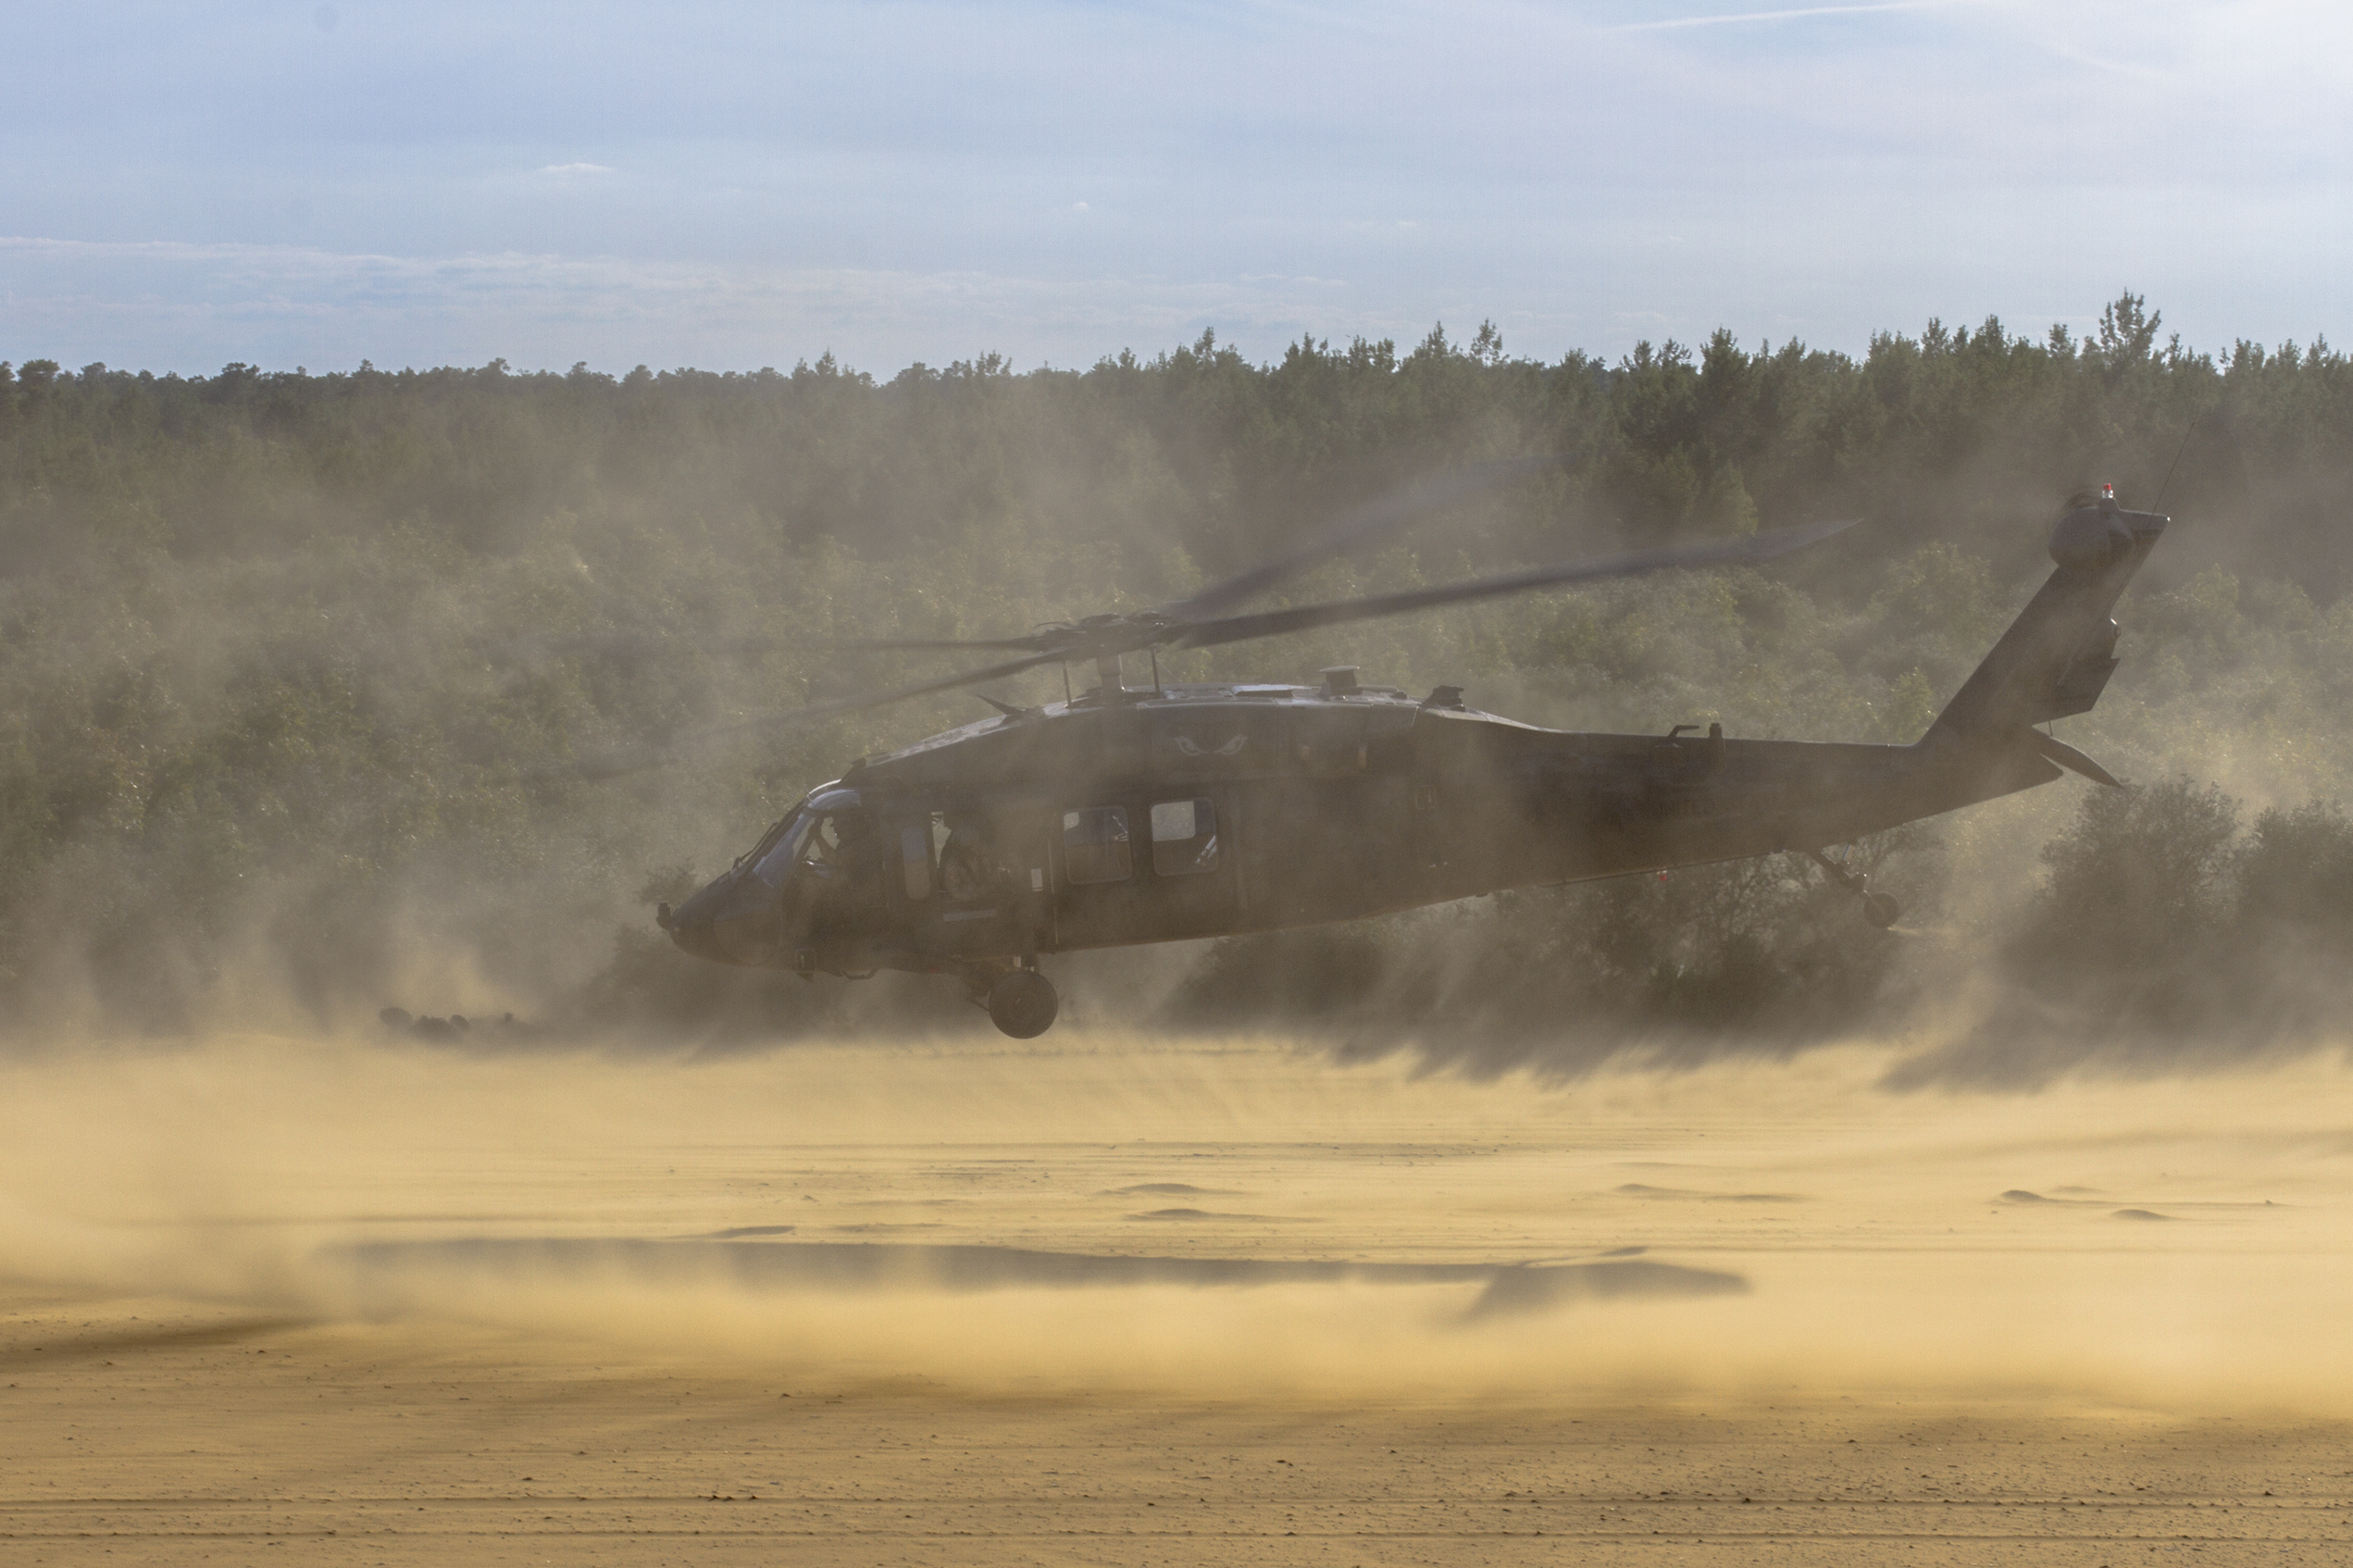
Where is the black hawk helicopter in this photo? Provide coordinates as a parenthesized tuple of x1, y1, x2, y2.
(658, 466, 2164, 1037)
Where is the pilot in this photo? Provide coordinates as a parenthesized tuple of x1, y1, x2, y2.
(803, 812, 873, 879)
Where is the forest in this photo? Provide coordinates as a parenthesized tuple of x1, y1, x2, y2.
(4, 292, 2351, 1082)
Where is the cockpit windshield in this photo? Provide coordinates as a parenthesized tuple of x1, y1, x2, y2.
(749, 814, 812, 889)
(750, 788, 862, 890)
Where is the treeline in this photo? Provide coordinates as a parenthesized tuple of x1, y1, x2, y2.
(3, 293, 2351, 1069)
(7, 296, 2345, 581)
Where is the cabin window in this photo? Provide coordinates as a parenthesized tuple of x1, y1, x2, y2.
(1062, 806, 1131, 885)
(900, 824, 931, 900)
(1150, 797, 1219, 877)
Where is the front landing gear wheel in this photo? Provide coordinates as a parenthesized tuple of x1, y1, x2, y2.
(1861, 890, 1900, 928)
(987, 969, 1059, 1039)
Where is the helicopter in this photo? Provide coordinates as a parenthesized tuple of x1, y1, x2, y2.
(656, 465, 2166, 1038)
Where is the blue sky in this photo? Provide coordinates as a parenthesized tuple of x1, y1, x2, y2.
(4, 1, 2346, 374)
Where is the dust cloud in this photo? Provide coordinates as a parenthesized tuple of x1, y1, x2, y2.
(6, 1029, 2351, 1415)
(10, 325, 2353, 1087)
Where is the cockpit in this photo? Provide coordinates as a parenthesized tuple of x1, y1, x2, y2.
(661, 786, 885, 966)
(746, 787, 866, 891)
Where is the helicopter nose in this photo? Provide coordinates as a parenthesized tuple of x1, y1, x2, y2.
(662, 903, 718, 962)
(659, 876, 730, 962)
(662, 871, 784, 966)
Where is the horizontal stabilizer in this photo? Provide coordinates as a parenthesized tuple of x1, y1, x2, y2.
(2023, 728, 2122, 788)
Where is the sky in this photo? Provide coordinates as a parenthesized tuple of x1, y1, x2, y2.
(3, 1, 2347, 376)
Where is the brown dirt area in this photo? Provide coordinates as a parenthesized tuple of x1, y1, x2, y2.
(4, 1034, 2350, 1563)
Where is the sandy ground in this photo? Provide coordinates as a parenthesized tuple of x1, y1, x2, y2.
(4, 1032, 2351, 1563)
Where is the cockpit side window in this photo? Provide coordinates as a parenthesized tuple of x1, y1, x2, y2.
(936, 812, 998, 902)
(900, 823, 932, 901)
(803, 814, 869, 877)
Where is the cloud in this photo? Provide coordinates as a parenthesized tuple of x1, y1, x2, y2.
(1610, 1, 1959, 31)
(1, 1, 2347, 371)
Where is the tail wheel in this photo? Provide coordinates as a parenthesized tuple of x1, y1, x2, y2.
(1861, 890, 1900, 928)
(987, 969, 1059, 1039)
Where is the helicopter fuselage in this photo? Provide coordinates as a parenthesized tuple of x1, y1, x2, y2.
(659, 492, 2166, 1036)
(660, 678, 2058, 982)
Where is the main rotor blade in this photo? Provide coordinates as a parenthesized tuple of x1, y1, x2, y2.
(716, 649, 1071, 736)
(539, 649, 1068, 781)
(1159, 454, 1564, 622)
(828, 636, 1062, 653)
(477, 628, 802, 668)
(2152, 408, 2247, 518)
(679, 648, 1069, 748)
(1169, 518, 1858, 653)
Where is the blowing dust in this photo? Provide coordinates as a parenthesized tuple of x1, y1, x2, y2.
(3, 1031, 2348, 1417)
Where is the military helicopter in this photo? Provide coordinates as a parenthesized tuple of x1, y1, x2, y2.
(657, 465, 2164, 1037)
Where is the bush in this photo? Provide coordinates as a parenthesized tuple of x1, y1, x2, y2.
(2020, 777, 2241, 984)
(2238, 800, 2353, 934)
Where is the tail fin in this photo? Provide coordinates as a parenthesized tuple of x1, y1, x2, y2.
(1925, 497, 2168, 746)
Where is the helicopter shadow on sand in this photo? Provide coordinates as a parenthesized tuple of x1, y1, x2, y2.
(325, 1236, 1748, 1325)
